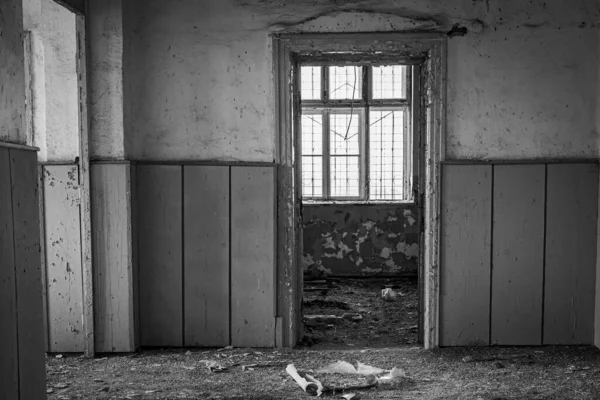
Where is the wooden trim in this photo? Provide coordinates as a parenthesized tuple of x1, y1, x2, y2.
(275, 33, 446, 349)
(38, 166, 49, 352)
(77, 15, 94, 357)
(421, 37, 446, 350)
(0, 141, 40, 152)
(442, 159, 599, 165)
(133, 160, 276, 167)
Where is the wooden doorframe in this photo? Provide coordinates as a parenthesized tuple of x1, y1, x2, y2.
(273, 32, 446, 349)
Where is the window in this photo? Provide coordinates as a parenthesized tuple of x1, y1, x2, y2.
(299, 63, 414, 201)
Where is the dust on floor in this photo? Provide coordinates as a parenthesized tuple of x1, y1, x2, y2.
(46, 346, 600, 399)
(301, 278, 418, 349)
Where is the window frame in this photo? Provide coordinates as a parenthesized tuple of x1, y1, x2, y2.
(299, 62, 416, 203)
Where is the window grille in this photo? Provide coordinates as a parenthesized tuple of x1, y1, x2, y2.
(299, 63, 413, 201)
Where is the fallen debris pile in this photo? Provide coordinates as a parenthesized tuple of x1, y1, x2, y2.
(286, 360, 408, 397)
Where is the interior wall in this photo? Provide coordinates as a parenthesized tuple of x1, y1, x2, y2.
(39, 0, 79, 162)
(122, 0, 599, 161)
(0, 0, 26, 144)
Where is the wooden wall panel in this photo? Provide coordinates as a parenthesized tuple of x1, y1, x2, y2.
(440, 165, 492, 346)
(137, 165, 183, 346)
(183, 166, 230, 346)
(492, 165, 545, 345)
(544, 164, 598, 344)
(11, 150, 46, 399)
(10, 149, 46, 400)
(43, 164, 85, 352)
(92, 164, 136, 352)
(0, 148, 19, 399)
(231, 167, 276, 347)
(131, 165, 140, 350)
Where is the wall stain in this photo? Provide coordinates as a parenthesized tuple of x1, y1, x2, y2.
(303, 203, 420, 277)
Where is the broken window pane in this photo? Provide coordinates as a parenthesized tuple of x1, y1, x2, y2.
(301, 114, 322, 156)
(369, 110, 405, 200)
(329, 113, 360, 197)
(372, 65, 406, 99)
(300, 66, 321, 100)
(301, 114, 323, 197)
(329, 66, 362, 100)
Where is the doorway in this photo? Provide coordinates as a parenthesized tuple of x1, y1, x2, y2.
(297, 62, 422, 348)
(273, 33, 446, 349)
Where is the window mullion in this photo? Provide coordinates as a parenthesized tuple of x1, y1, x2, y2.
(363, 66, 370, 200)
(323, 109, 330, 200)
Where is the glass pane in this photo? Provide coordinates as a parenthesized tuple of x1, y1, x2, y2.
(330, 156, 360, 197)
(329, 113, 360, 155)
(369, 110, 405, 200)
(300, 66, 321, 100)
(372, 65, 407, 99)
(302, 156, 323, 197)
(329, 66, 362, 100)
(301, 114, 322, 156)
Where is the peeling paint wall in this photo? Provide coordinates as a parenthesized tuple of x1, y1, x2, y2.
(39, 0, 79, 162)
(303, 204, 420, 276)
(121, 0, 599, 161)
(0, 0, 26, 144)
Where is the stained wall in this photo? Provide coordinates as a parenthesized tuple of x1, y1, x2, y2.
(121, 0, 599, 161)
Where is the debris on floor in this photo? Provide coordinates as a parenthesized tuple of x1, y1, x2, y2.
(302, 278, 418, 348)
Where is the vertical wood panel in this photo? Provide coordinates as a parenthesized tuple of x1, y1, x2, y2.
(544, 164, 598, 344)
(92, 164, 136, 352)
(440, 165, 492, 346)
(231, 167, 276, 347)
(37, 165, 49, 352)
(492, 164, 545, 345)
(137, 165, 183, 346)
(0, 148, 19, 399)
(43, 164, 85, 352)
(10, 149, 46, 399)
(183, 166, 229, 346)
(130, 165, 140, 350)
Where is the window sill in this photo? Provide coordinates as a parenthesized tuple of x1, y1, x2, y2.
(302, 199, 416, 206)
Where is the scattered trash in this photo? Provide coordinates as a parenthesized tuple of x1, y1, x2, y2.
(145, 390, 158, 394)
(304, 315, 343, 326)
(381, 288, 397, 301)
(54, 383, 69, 389)
(567, 365, 591, 373)
(182, 365, 196, 370)
(341, 394, 360, 399)
(288, 360, 407, 396)
(241, 362, 286, 371)
(46, 388, 54, 394)
(286, 364, 322, 396)
(493, 361, 505, 369)
(204, 360, 228, 373)
(217, 345, 233, 352)
(99, 387, 109, 392)
(93, 378, 104, 382)
(185, 350, 192, 356)
(55, 354, 63, 359)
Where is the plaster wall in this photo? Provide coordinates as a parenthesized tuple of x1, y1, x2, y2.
(40, 0, 79, 161)
(0, 0, 26, 144)
(89, 0, 125, 159)
(122, 0, 599, 161)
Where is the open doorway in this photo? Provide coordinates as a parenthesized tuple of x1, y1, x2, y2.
(296, 62, 423, 348)
(273, 33, 445, 349)
(26, 0, 94, 356)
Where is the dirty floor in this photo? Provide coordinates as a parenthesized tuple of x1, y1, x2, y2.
(301, 278, 419, 349)
(46, 346, 600, 399)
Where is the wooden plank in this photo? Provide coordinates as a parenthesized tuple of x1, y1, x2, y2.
(10, 149, 46, 399)
(91, 164, 136, 352)
(183, 166, 230, 347)
(137, 165, 183, 346)
(492, 165, 545, 345)
(231, 166, 276, 347)
(130, 165, 140, 350)
(37, 165, 49, 352)
(76, 15, 94, 357)
(43, 164, 85, 352)
(544, 164, 598, 344)
(0, 147, 19, 400)
(440, 165, 492, 346)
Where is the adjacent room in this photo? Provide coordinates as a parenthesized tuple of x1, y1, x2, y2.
(1, 0, 600, 398)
